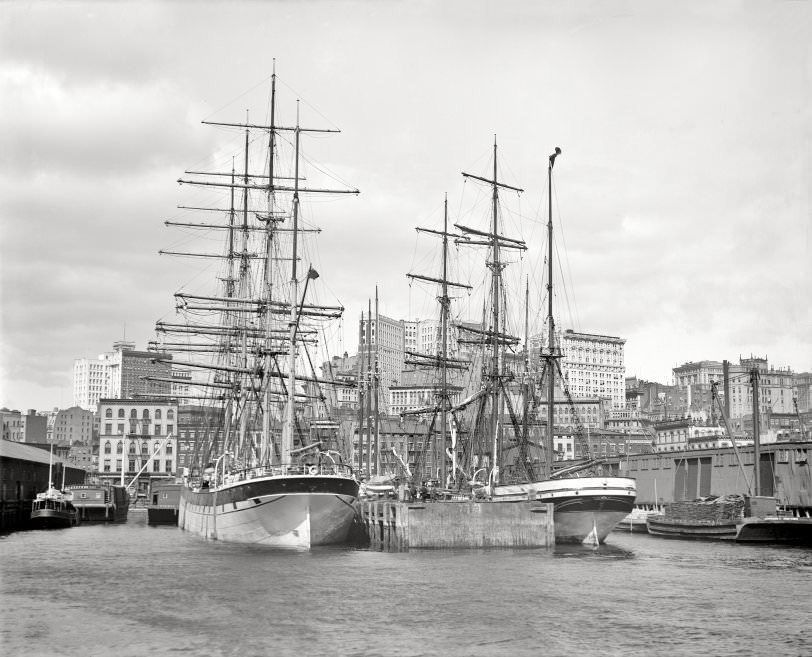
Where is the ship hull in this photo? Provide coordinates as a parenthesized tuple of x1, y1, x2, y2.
(178, 474, 359, 548)
(646, 514, 737, 540)
(67, 484, 129, 523)
(494, 477, 637, 544)
(30, 507, 78, 529)
(734, 517, 812, 545)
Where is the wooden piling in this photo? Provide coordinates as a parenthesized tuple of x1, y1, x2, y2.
(357, 499, 554, 550)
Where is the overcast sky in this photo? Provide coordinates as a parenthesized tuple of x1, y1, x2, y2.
(1, 0, 810, 413)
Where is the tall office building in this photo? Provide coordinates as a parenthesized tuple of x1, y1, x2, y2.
(359, 312, 405, 399)
(530, 328, 626, 408)
(75, 341, 173, 410)
(73, 353, 115, 411)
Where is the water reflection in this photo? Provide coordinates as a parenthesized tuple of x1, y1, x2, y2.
(553, 541, 636, 560)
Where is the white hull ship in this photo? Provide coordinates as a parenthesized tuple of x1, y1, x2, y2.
(179, 467, 358, 547)
(158, 66, 359, 549)
(489, 147, 635, 544)
(493, 477, 637, 544)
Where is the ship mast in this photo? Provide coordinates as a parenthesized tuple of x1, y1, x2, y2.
(406, 196, 472, 487)
(282, 102, 302, 467)
(544, 147, 561, 480)
(460, 138, 524, 486)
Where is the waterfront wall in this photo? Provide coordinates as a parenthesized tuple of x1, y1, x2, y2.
(358, 500, 555, 550)
(618, 441, 812, 510)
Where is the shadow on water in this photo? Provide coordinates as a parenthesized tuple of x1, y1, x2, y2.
(552, 541, 636, 560)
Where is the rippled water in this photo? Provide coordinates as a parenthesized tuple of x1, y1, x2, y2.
(2, 511, 810, 657)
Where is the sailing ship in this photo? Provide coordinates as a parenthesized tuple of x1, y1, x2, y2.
(157, 68, 359, 548)
(401, 141, 634, 544)
(30, 445, 79, 529)
(476, 146, 636, 544)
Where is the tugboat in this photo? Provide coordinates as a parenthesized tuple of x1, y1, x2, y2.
(30, 445, 79, 529)
(30, 487, 79, 529)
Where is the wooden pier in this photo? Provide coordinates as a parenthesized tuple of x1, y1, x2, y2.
(357, 499, 555, 550)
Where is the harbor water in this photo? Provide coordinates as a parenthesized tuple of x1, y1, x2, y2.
(1, 511, 810, 657)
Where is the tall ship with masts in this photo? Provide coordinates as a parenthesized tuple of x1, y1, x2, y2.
(155, 68, 359, 548)
(490, 146, 636, 544)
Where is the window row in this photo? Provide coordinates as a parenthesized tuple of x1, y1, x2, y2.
(104, 408, 175, 420)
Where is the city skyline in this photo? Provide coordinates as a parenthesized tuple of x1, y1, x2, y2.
(2, 1, 810, 412)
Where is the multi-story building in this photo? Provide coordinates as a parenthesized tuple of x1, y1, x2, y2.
(176, 404, 225, 475)
(75, 340, 173, 408)
(403, 320, 418, 354)
(795, 372, 812, 413)
(0, 408, 23, 442)
(389, 381, 465, 415)
(21, 410, 47, 442)
(359, 312, 405, 402)
(318, 353, 360, 411)
(724, 356, 795, 425)
(530, 328, 626, 408)
(96, 398, 178, 491)
(672, 360, 725, 415)
(673, 360, 725, 388)
(73, 352, 115, 411)
(51, 406, 94, 445)
(110, 347, 173, 400)
(653, 416, 728, 452)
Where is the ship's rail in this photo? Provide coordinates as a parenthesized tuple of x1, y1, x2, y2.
(220, 462, 355, 486)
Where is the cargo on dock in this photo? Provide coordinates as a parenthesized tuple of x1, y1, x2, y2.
(357, 500, 555, 550)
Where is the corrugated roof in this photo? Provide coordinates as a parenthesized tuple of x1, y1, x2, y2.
(0, 439, 66, 465)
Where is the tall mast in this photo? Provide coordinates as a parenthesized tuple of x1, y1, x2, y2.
(489, 139, 501, 478)
(374, 287, 380, 476)
(282, 102, 302, 466)
(261, 65, 278, 466)
(751, 367, 761, 496)
(544, 147, 561, 479)
(365, 299, 373, 478)
(440, 195, 449, 484)
(407, 195, 472, 487)
(460, 138, 524, 484)
(357, 310, 366, 474)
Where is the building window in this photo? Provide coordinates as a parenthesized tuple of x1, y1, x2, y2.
(167, 424, 174, 435)
(116, 442, 123, 454)
(129, 443, 136, 454)
(154, 424, 162, 436)
(167, 410, 175, 420)
(105, 423, 112, 434)
(130, 409, 137, 418)
(118, 408, 125, 418)
(105, 408, 113, 419)
(166, 444, 173, 455)
(155, 409, 162, 420)
(142, 409, 150, 420)
(103, 462, 111, 472)
(117, 423, 124, 435)
(129, 459, 135, 471)
(153, 460, 161, 472)
(104, 441, 111, 454)
(165, 461, 172, 473)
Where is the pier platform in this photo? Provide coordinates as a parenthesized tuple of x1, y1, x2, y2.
(356, 499, 555, 550)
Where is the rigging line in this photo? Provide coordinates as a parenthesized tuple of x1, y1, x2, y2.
(274, 75, 341, 133)
(201, 74, 274, 124)
(552, 173, 582, 331)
